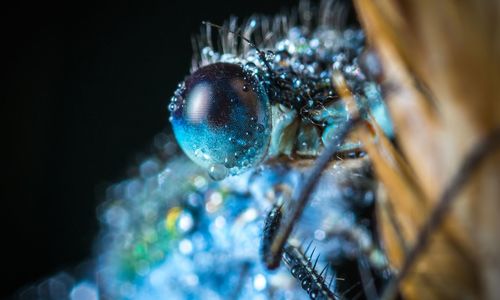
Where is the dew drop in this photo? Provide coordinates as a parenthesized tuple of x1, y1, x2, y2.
(243, 62, 259, 76)
(292, 79, 302, 89)
(168, 103, 177, 112)
(265, 50, 275, 61)
(223, 157, 235, 168)
(208, 164, 228, 181)
(246, 147, 256, 156)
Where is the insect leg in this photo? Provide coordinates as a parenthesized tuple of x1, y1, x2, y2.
(282, 243, 340, 300)
(267, 116, 363, 268)
(261, 203, 284, 269)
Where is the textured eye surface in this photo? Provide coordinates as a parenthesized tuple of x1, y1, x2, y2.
(170, 63, 271, 179)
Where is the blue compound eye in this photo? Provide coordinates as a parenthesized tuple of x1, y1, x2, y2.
(170, 63, 271, 180)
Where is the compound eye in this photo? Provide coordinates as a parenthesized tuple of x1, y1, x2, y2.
(170, 63, 271, 180)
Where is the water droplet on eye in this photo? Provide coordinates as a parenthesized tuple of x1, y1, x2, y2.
(237, 138, 249, 147)
(243, 62, 259, 76)
(265, 50, 275, 61)
(223, 157, 235, 168)
(255, 123, 265, 132)
(246, 147, 256, 156)
(208, 164, 228, 181)
(242, 84, 249, 92)
(292, 79, 302, 89)
(168, 103, 177, 112)
(254, 139, 263, 148)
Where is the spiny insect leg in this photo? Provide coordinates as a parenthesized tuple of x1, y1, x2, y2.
(282, 244, 340, 300)
(261, 204, 283, 269)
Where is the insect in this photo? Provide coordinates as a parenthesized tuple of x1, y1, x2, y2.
(19, 0, 500, 299)
(19, 1, 393, 299)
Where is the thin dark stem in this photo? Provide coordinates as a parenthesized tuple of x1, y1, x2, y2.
(381, 128, 500, 300)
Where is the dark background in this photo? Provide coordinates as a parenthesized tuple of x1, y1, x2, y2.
(2, 0, 296, 297)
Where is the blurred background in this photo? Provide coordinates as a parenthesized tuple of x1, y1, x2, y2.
(2, 0, 298, 297)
